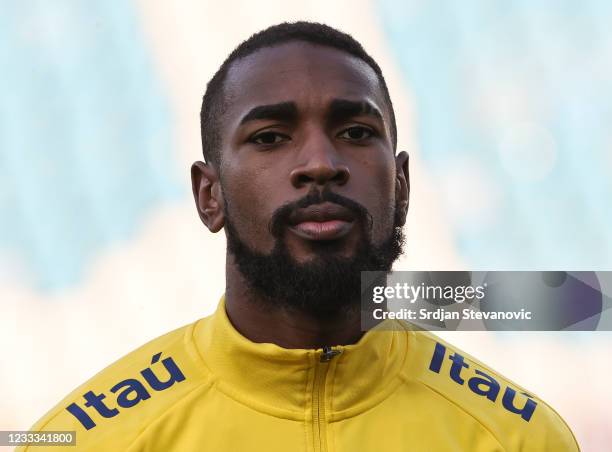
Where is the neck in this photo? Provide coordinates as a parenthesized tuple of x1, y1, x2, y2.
(224, 260, 364, 349)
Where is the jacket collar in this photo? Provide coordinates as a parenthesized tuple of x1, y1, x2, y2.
(194, 296, 410, 420)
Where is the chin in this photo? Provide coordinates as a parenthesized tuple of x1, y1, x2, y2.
(290, 241, 357, 263)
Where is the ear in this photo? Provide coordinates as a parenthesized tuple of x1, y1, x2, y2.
(191, 161, 225, 233)
(394, 151, 410, 226)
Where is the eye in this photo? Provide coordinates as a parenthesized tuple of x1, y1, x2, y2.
(338, 126, 375, 141)
(249, 131, 290, 145)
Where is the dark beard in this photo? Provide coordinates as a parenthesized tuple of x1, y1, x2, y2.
(224, 188, 405, 320)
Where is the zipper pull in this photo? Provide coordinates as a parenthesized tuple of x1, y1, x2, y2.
(320, 346, 342, 362)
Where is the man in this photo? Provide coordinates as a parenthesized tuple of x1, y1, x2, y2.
(21, 22, 578, 451)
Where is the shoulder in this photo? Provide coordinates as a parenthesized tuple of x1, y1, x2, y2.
(401, 326, 580, 451)
(18, 318, 213, 452)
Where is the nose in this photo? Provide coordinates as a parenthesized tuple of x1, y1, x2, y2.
(290, 133, 350, 188)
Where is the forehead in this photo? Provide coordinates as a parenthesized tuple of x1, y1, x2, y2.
(223, 41, 387, 122)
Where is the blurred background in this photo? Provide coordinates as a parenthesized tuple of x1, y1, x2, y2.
(2, 0, 611, 450)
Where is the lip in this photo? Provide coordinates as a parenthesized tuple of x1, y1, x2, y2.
(288, 202, 355, 241)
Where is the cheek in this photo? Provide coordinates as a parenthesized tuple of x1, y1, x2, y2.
(221, 163, 285, 252)
(351, 154, 396, 237)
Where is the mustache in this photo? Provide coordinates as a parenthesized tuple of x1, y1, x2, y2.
(268, 187, 373, 238)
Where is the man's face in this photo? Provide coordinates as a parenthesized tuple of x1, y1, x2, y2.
(195, 41, 409, 317)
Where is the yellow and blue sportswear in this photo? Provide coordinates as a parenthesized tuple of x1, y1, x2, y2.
(19, 296, 579, 451)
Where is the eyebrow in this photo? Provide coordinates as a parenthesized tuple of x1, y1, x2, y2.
(239, 102, 298, 125)
(237, 98, 384, 127)
(327, 99, 384, 123)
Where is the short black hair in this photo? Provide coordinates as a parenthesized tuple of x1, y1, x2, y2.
(200, 21, 397, 167)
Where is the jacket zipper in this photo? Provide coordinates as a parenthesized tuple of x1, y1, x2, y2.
(313, 346, 342, 452)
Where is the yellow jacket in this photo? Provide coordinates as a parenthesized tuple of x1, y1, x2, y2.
(20, 296, 579, 451)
